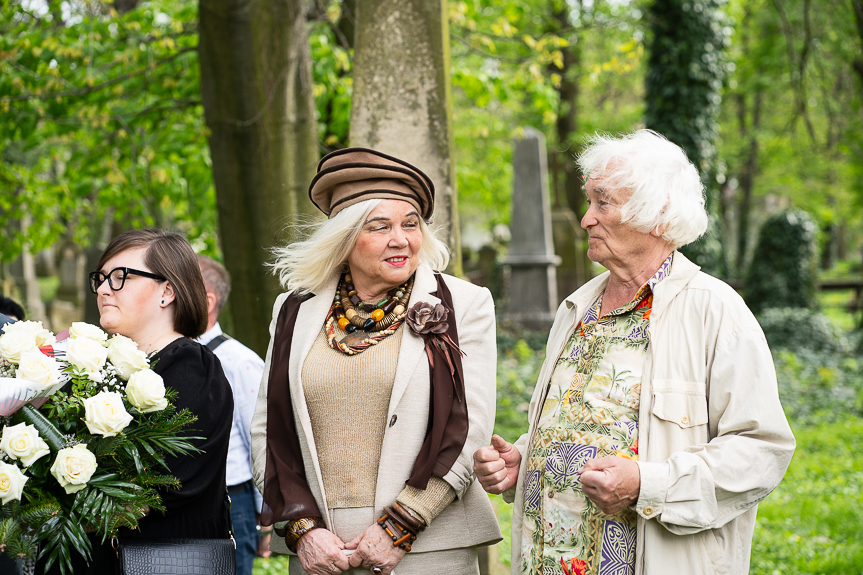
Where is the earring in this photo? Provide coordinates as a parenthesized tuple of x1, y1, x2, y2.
(161, 300, 165, 305)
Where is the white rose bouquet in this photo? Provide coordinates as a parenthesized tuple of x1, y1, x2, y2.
(0, 322, 199, 574)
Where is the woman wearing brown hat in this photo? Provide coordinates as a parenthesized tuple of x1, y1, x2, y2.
(250, 148, 502, 575)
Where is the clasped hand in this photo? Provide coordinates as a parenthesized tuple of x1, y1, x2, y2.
(296, 529, 350, 575)
(472, 434, 522, 494)
(296, 523, 404, 575)
(345, 523, 405, 575)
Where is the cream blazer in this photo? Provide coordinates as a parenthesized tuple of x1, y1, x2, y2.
(251, 264, 503, 555)
(505, 252, 795, 575)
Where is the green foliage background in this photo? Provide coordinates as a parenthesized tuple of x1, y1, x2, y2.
(745, 209, 819, 314)
(2, 0, 863, 571)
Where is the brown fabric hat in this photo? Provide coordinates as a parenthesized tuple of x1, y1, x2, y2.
(309, 148, 435, 220)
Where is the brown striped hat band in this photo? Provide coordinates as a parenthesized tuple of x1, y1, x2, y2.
(309, 148, 435, 220)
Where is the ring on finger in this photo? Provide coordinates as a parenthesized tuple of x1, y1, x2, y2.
(372, 567, 383, 575)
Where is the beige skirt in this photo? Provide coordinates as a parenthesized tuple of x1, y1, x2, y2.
(288, 507, 479, 575)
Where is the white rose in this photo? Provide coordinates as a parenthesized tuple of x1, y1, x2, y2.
(125, 369, 169, 413)
(83, 391, 134, 437)
(69, 322, 108, 343)
(0, 331, 38, 364)
(0, 461, 27, 504)
(67, 336, 109, 372)
(16, 350, 63, 387)
(2, 320, 55, 347)
(85, 370, 105, 383)
(50, 444, 97, 494)
(0, 423, 50, 467)
(106, 335, 149, 380)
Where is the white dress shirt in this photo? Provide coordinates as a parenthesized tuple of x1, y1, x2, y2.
(199, 322, 265, 510)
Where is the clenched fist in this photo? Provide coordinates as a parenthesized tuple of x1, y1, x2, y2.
(578, 455, 641, 514)
(473, 435, 522, 494)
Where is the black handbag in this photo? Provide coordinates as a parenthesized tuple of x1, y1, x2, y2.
(114, 491, 237, 575)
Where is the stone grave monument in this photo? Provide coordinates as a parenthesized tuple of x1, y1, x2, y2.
(503, 128, 561, 329)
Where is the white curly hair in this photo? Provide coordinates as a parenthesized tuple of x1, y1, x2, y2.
(577, 129, 709, 249)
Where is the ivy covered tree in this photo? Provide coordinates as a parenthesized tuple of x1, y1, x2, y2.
(644, 0, 730, 274)
(645, 0, 728, 179)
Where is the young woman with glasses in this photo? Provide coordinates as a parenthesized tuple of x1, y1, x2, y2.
(40, 230, 234, 574)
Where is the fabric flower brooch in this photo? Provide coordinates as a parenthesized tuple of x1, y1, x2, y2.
(406, 302, 449, 335)
(406, 302, 465, 393)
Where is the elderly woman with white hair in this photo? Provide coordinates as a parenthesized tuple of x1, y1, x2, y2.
(474, 130, 795, 575)
(250, 148, 501, 575)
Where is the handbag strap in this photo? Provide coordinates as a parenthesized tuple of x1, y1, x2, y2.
(225, 487, 237, 549)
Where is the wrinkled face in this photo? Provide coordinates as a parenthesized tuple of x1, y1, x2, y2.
(95, 247, 166, 338)
(581, 177, 659, 269)
(347, 199, 423, 297)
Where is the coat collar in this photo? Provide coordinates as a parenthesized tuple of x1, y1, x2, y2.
(562, 251, 700, 316)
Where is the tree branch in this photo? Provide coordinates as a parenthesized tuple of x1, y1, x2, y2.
(771, 0, 817, 145)
(0, 46, 196, 103)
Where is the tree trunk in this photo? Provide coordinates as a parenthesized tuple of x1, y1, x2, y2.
(198, 0, 319, 357)
(350, 0, 462, 276)
(735, 88, 762, 275)
(851, 1, 863, 88)
(644, 0, 726, 274)
(113, 0, 141, 14)
(545, 2, 590, 297)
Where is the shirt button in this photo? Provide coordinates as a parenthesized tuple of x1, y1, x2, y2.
(680, 415, 689, 425)
(643, 506, 654, 516)
(548, 490, 554, 498)
(389, 415, 398, 427)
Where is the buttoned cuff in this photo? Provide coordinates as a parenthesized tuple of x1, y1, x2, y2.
(635, 460, 670, 520)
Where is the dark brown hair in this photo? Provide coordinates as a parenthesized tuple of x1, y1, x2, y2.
(97, 229, 208, 338)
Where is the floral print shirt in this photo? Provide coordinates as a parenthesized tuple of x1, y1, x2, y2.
(520, 254, 673, 575)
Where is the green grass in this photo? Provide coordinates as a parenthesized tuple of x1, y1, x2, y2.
(817, 288, 860, 332)
(253, 553, 291, 574)
(490, 493, 513, 568)
(750, 418, 863, 575)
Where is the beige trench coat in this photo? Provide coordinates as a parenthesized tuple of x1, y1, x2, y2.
(505, 252, 795, 575)
(251, 264, 502, 555)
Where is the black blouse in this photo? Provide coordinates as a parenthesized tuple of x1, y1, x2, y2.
(37, 337, 233, 575)
(128, 336, 234, 538)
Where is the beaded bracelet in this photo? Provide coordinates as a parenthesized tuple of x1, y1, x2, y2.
(376, 504, 424, 551)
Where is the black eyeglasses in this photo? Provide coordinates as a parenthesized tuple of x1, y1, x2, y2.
(89, 267, 167, 294)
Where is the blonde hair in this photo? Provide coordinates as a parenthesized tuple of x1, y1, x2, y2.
(577, 129, 708, 249)
(271, 199, 450, 295)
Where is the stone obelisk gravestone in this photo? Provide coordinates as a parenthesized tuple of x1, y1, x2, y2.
(503, 128, 561, 329)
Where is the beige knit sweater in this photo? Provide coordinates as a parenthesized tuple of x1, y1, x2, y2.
(302, 320, 455, 525)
